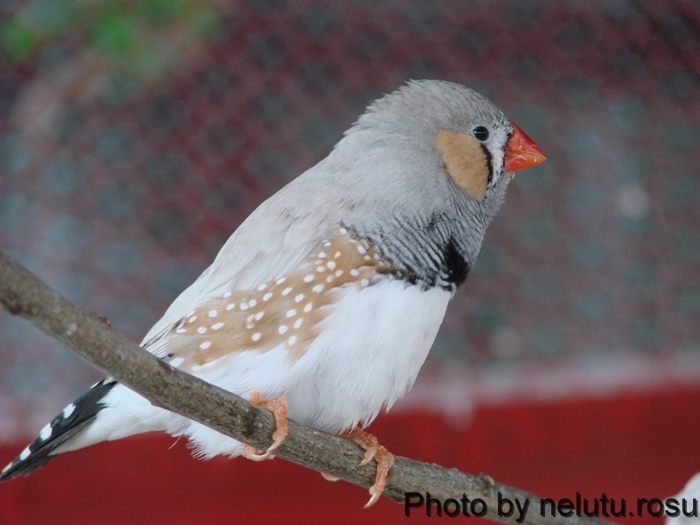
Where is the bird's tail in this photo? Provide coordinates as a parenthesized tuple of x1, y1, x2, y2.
(0, 379, 117, 481)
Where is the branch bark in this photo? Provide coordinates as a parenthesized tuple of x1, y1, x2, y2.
(0, 248, 613, 525)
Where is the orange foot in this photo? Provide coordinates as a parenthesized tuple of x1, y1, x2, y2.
(240, 392, 289, 462)
(341, 429, 395, 508)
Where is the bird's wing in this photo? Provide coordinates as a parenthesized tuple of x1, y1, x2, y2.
(140, 174, 341, 356)
(149, 231, 396, 369)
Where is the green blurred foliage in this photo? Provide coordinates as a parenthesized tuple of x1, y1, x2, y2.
(90, 12, 139, 55)
(2, 21, 38, 61)
(1, 0, 225, 78)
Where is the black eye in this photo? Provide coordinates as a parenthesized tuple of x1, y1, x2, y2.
(472, 126, 490, 142)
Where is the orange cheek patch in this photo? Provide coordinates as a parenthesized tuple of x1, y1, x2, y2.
(166, 230, 396, 368)
(434, 130, 490, 201)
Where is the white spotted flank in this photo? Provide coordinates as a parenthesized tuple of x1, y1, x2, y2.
(160, 231, 394, 368)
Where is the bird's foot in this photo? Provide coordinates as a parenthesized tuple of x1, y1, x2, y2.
(240, 392, 289, 462)
(341, 428, 394, 508)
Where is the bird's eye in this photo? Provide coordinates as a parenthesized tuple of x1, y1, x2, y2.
(472, 126, 490, 142)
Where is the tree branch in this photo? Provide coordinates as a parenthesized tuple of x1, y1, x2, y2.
(0, 248, 613, 525)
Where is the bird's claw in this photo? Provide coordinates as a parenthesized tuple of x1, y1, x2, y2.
(240, 393, 289, 461)
(341, 429, 395, 508)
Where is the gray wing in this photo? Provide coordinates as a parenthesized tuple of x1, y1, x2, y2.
(141, 167, 343, 355)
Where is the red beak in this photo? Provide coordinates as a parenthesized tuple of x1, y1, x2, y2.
(503, 124, 546, 173)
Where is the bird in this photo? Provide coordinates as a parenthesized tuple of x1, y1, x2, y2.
(0, 79, 545, 506)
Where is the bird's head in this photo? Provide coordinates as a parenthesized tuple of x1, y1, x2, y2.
(338, 80, 545, 210)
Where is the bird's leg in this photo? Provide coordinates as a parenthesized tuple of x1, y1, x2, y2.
(340, 428, 395, 508)
(240, 392, 289, 462)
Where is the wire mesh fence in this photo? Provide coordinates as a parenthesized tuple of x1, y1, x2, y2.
(0, 0, 698, 436)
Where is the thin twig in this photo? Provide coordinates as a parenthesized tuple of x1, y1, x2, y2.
(0, 248, 614, 525)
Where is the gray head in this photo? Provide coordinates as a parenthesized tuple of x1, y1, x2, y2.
(352, 80, 512, 185)
(327, 80, 544, 220)
(287, 80, 546, 290)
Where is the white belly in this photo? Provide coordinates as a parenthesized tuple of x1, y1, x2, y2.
(183, 280, 450, 457)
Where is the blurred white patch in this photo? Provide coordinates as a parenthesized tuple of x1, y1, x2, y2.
(490, 327, 524, 358)
(396, 349, 700, 419)
(666, 472, 700, 525)
(617, 184, 650, 218)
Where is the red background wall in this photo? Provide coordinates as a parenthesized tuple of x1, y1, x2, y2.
(2, 383, 699, 525)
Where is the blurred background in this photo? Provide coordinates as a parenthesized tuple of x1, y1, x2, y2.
(0, 1, 699, 524)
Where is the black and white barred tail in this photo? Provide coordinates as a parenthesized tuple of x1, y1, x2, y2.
(0, 379, 116, 481)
